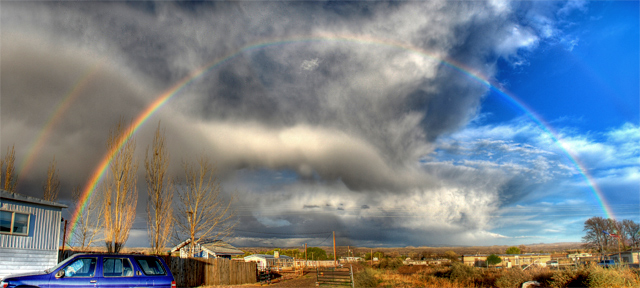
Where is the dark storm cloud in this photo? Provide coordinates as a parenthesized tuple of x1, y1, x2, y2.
(1, 0, 588, 247)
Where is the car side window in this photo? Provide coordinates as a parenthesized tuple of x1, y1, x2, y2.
(103, 258, 134, 277)
(63, 258, 97, 278)
(134, 257, 167, 276)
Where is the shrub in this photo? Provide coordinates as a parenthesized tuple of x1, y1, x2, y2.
(447, 262, 477, 282)
(495, 269, 529, 288)
(378, 258, 404, 270)
(587, 266, 640, 288)
(354, 267, 381, 288)
(549, 267, 589, 288)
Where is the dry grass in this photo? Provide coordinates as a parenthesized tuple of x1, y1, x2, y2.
(362, 262, 640, 288)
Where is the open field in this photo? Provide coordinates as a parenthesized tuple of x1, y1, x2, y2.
(65, 242, 585, 258)
(239, 242, 585, 258)
(204, 263, 640, 288)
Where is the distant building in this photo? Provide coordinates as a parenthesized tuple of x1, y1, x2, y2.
(404, 258, 450, 265)
(0, 190, 67, 278)
(171, 239, 244, 259)
(462, 253, 552, 268)
(244, 253, 294, 270)
(609, 250, 640, 264)
(340, 256, 363, 263)
(567, 252, 592, 260)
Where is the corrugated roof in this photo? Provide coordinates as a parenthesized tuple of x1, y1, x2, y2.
(0, 189, 68, 209)
(171, 238, 244, 255)
(201, 240, 244, 255)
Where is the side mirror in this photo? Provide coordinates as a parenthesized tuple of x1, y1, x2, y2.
(55, 270, 65, 278)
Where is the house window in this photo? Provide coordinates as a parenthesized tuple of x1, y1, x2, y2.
(0, 210, 30, 236)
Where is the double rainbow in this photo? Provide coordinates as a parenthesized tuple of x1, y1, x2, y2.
(69, 33, 614, 235)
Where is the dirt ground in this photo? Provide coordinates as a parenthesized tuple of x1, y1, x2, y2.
(196, 272, 318, 288)
(196, 264, 365, 288)
(397, 264, 429, 275)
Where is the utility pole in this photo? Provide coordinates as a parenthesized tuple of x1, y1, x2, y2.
(370, 248, 373, 266)
(305, 243, 307, 268)
(61, 218, 68, 256)
(333, 231, 337, 267)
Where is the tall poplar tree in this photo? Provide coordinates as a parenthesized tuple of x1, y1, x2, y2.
(101, 119, 138, 253)
(1, 145, 17, 193)
(43, 157, 61, 201)
(145, 122, 174, 255)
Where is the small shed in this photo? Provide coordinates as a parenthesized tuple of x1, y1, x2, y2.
(0, 190, 67, 278)
(244, 253, 294, 270)
(171, 238, 244, 259)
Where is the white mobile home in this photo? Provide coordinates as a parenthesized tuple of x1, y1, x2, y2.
(0, 190, 67, 278)
(171, 238, 244, 259)
(244, 253, 294, 270)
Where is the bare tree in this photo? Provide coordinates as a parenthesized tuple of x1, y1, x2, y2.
(145, 122, 174, 255)
(174, 157, 235, 257)
(1, 145, 17, 193)
(582, 216, 609, 253)
(621, 219, 639, 248)
(70, 185, 103, 250)
(101, 119, 138, 253)
(43, 157, 61, 201)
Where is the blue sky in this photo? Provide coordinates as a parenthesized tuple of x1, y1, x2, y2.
(1, 1, 638, 248)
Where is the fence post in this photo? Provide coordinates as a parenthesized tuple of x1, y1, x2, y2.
(350, 264, 355, 288)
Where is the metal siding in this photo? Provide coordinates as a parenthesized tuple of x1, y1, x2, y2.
(0, 199, 63, 251)
(0, 248, 58, 278)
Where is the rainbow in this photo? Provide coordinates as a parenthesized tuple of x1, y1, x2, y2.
(15, 61, 104, 190)
(70, 33, 614, 234)
(484, 85, 615, 219)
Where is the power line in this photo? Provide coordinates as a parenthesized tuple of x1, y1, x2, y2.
(314, 233, 333, 246)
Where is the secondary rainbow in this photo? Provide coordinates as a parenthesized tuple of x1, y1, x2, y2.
(70, 33, 614, 234)
(15, 61, 104, 190)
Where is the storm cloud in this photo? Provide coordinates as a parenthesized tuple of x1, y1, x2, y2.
(1, 1, 597, 247)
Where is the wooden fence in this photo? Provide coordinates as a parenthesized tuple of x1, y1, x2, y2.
(294, 260, 339, 268)
(162, 256, 257, 287)
(316, 266, 353, 287)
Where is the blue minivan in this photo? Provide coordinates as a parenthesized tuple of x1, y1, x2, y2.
(1, 254, 176, 288)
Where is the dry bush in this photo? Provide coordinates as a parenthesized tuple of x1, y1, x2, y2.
(527, 267, 555, 287)
(587, 266, 640, 288)
(354, 267, 381, 288)
(367, 261, 640, 288)
(419, 274, 477, 288)
(549, 266, 590, 287)
(383, 269, 477, 288)
(397, 264, 428, 275)
(447, 262, 478, 282)
(377, 258, 404, 270)
(475, 269, 502, 287)
(495, 268, 530, 288)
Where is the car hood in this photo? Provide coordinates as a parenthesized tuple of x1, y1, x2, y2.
(2, 270, 48, 280)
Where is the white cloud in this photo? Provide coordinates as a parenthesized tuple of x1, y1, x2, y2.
(496, 26, 539, 56)
(300, 58, 320, 71)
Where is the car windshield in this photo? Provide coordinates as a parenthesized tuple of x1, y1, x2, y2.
(45, 255, 77, 273)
